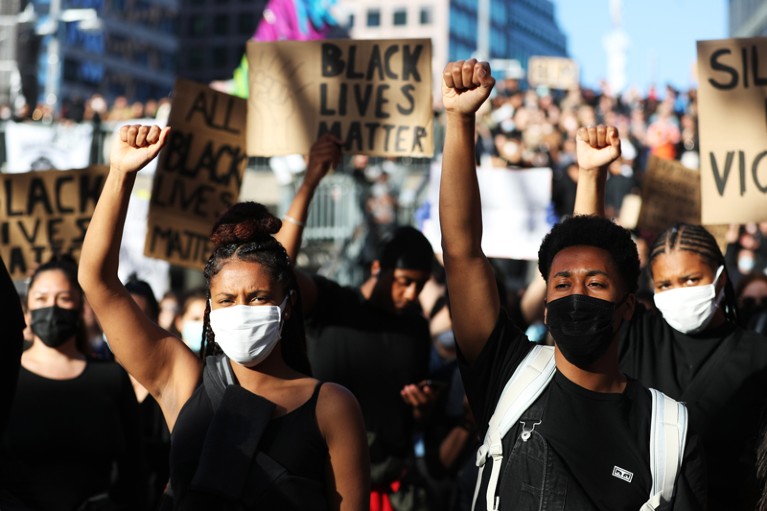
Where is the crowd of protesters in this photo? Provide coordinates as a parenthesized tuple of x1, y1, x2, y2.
(0, 54, 767, 511)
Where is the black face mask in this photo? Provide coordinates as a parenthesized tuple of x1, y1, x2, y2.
(30, 306, 81, 348)
(546, 294, 622, 369)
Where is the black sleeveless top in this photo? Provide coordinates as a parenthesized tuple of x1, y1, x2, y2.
(168, 357, 329, 510)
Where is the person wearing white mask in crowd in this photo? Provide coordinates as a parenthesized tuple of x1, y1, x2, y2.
(78, 124, 369, 510)
(174, 288, 207, 354)
(575, 136, 767, 509)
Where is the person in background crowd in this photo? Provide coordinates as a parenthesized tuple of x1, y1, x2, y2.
(79, 124, 369, 510)
(276, 134, 436, 510)
(735, 273, 767, 335)
(158, 290, 180, 334)
(0, 255, 146, 511)
(0, 255, 25, 508)
(125, 276, 172, 511)
(576, 123, 767, 510)
(174, 287, 207, 354)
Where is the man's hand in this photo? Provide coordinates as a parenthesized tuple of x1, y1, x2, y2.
(576, 125, 621, 171)
(304, 133, 343, 189)
(110, 125, 170, 175)
(442, 59, 495, 116)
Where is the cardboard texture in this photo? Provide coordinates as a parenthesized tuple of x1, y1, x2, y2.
(246, 38, 433, 157)
(638, 156, 727, 251)
(527, 56, 579, 90)
(0, 166, 108, 280)
(145, 79, 248, 270)
(697, 37, 767, 224)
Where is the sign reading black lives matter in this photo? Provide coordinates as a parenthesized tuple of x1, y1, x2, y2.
(0, 166, 108, 280)
(697, 37, 767, 224)
(145, 80, 247, 270)
(246, 38, 433, 158)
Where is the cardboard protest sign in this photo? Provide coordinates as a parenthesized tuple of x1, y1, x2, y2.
(422, 162, 552, 260)
(146, 80, 247, 270)
(246, 38, 433, 158)
(0, 166, 108, 280)
(638, 156, 727, 251)
(697, 37, 767, 224)
(527, 56, 579, 90)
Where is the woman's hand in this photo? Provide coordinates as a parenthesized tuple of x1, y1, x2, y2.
(110, 125, 170, 175)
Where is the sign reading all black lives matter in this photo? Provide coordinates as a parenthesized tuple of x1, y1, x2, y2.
(145, 80, 247, 270)
(246, 38, 433, 158)
(697, 37, 767, 224)
(0, 166, 108, 280)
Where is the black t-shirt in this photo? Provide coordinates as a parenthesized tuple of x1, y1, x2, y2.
(305, 275, 431, 465)
(620, 305, 767, 508)
(0, 361, 145, 510)
(460, 311, 706, 510)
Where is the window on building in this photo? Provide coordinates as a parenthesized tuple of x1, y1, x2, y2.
(214, 15, 229, 35)
(213, 46, 229, 68)
(189, 16, 206, 37)
(347, 13, 355, 28)
(420, 7, 432, 25)
(367, 9, 381, 27)
(393, 9, 407, 26)
(239, 13, 257, 35)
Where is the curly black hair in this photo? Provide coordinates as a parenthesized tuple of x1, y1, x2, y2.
(537, 215, 640, 294)
(200, 202, 311, 375)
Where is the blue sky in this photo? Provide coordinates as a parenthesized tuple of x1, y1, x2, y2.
(553, 0, 727, 95)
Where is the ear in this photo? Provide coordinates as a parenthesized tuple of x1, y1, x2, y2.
(285, 290, 297, 320)
(370, 260, 381, 278)
(621, 293, 637, 321)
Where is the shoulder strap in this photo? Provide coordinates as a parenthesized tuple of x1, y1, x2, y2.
(640, 388, 688, 511)
(472, 345, 556, 511)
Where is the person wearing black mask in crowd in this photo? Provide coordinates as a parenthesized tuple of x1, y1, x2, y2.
(438, 59, 706, 510)
(0, 255, 146, 510)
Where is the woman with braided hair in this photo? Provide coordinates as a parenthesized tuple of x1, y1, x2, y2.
(79, 124, 369, 510)
(574, 125, 767, 509)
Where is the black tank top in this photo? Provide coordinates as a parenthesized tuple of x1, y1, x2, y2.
(169, 361, 329, 510)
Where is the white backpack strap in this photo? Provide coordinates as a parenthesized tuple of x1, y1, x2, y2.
(472, 345, 556, 511)
(640, 388, 688, 511)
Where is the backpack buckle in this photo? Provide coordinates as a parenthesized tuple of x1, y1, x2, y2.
(519, 419, 541, 442)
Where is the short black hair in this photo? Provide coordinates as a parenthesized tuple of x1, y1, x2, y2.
(378, 226, 434, 273)
(537, 215, 640, 294)
(125, 275, 160, 322)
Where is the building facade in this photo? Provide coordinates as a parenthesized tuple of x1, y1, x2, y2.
(729, 0, 767, 37)
(335, 0, 568, 92)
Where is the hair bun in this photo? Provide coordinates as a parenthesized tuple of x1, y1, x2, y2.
(210, 202, 281, 247)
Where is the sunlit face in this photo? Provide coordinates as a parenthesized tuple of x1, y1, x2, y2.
(546, 245, 625, 304)
(27, 269, 81, 312)
(209, 259, 289, 314)
(650, 250, 720, 293)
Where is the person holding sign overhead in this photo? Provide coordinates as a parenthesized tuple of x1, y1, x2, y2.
(78, 125, 370, 510)
(438, 59, 706, 510)
(574, 126, 767, 509)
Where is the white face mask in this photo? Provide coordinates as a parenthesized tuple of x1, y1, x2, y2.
(208, 295, 289, 367)
(653, 266, 725, 334)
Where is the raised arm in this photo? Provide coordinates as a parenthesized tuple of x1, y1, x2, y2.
(439, 59, 498, 363)
(572, 125, 621, 217)
(78, 125, 200, 430)
(274, 134, 341, 315)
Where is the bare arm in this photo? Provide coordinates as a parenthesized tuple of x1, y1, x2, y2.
(439, 59, 498, 364)
(572, 125, 622, 217)
(274, 134, 342, 315)
(78, 125, 200, 430)
(317, 383, 370, 511)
